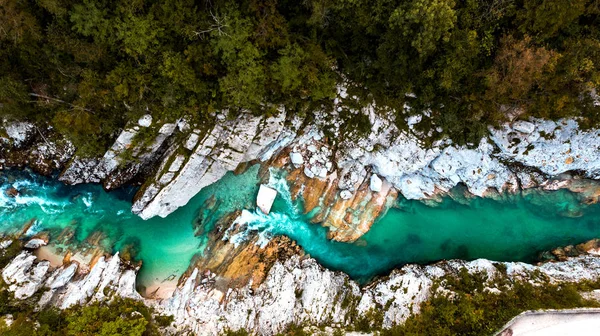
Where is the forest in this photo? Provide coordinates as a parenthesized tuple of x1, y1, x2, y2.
(1, 0, 600, 154)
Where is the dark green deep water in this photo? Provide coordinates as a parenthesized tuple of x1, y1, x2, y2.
(1, 165, 599, 289)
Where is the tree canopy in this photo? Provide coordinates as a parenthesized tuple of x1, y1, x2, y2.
(1, 0, 600, 152)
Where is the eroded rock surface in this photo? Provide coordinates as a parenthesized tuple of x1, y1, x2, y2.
(1, 249, 141, 308)
(5, 237, 600, 336)
(3, 108, 600, 237)
(132, 110, 301, 219)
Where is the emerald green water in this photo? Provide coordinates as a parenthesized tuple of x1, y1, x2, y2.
(1, 166, 600, 289)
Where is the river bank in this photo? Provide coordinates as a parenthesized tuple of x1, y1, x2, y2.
(3, 236, 600, 335)
(2, 110, 600, 334)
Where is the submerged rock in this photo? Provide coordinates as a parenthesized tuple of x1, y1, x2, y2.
(157, 239, 600, 334)
(5, 187, 18, 197)
(5, 227, 600, 335)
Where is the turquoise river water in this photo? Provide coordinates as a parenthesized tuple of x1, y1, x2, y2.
(1, 166, 600, 290)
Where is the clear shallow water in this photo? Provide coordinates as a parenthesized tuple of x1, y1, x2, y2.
(1, 167, 600, 289)
(0, 168, 260, 290)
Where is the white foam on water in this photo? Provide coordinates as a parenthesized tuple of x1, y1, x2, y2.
(24, 220, 43, 236)
(267, 168, 297, 213)
(227, 209, 282, 248)
(225, 169, 303, 247)
(0, 192, 15, 209)
(82, 193, 93, 208)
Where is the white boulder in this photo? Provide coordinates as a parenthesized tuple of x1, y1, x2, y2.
(370, 174, 383, 192)
(406, 115, 422, 127)
(24, 238, 47, 249)
(512, 120, 535, 134)
(290, 152, 304, 167)
(257, 185, 277, 214)
(340, 190, 353, 200)
(4, 122, 35, 147)
(138, 114, 152, 127)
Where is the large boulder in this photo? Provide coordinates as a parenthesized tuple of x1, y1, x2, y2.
(257, 185, 277, 214)
(370, 174, 383, 192)
(290, 152, 304, 167)
(512, 120, 536, 134)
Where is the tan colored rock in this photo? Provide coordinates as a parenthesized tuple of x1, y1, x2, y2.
(5, 187, 18, 197)
(283, 161, 398, 242)
(322, 178, 397, 242)
(187, 211, 301, 290)
(577, 239, 600, 255)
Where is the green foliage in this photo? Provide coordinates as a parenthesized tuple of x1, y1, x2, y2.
(0, 241, 23, 270)
(379, 270, 600, 336)
(354, 308, 384, 332)
(1, 0, 600, 150)
(153, 314, 174, 328)
(0, 76, 31, 117)
(0, 296, 166, 336)
(274, 324, 310, 336)
(389, 0, 457, 56)
(222, 328, 251, 336)
(64, 299, 148, 336)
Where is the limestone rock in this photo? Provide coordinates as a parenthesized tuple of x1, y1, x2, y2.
(257, 185, 277, 214)
(340, 190, 352, 200)
(370, 174, 382, 192)
(2, 252, 49, 299)
(512, 120, 535, 134)
(59, 120, 177, 189)
(138, 114, 152, 127)
(132, 110, 302, 219)
(490, 118, 600, 178)
(5, 238, 600, 335)
(290, 152, 304, 167)
(24, 238, 47, 249)
(4, 121, 35, 147)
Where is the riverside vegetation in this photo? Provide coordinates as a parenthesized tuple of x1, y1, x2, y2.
(2, 0, 600, 155)
(0, 270, 598, 336)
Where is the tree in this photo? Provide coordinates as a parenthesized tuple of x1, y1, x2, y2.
(389, 0, 457, 56)
(483, 35, 558, 106)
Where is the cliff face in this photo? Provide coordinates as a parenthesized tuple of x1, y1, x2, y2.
(131, 110, 302, 219)
(4, 236, 600, 335)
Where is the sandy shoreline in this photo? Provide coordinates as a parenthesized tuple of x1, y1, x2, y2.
(34, 245, 65, 267)
(144, 282, 178, 299)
